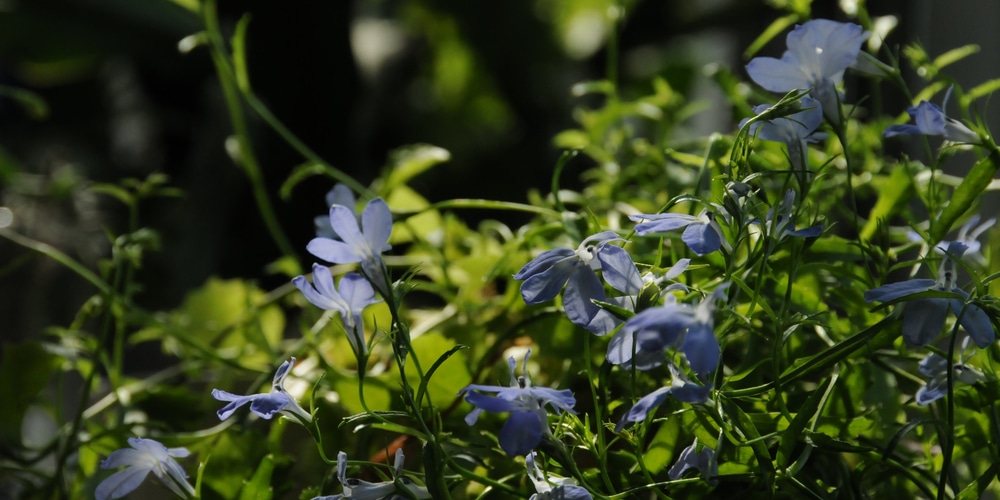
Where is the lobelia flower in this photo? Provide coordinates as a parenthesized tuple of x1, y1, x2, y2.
(740, 96, 825, 171)
(756, 190, 823, 240)
(746, 19, 870, 124)
(459, 350, 577, 457)
(606, 284, 730, 378)
(315, 183, 358, 239)
(308, 198, 393, 298)
(908, 215, 996, 268)
(629, 209, 729, 256)
(293, 266, 380, 357)
(312, 450, 431, 500)
(526, 452, 593, 500)
(212, 357, 312, 424)
(514, 231, 640, 335)
(615, 362, 712, 432)
(668, 438, 719, 486)
(864, 242, 995, 347)
(915, 336, 985, 405)
(884, 87, 980, 144)
(96, 437, 195, 500)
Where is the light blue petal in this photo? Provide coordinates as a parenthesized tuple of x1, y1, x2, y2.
(863, 279, 937, 303)
(883, 123, 923, 138)
(548, 485, 593, 500)
(338, 273, 377, 313)
(597, 245, 642, 295)
(916, 374, 947, 405)
(667, 442, 700, 480)
(787, 224, 823, 238)
(615, 386, 672, 432)
(498, 410, 543, 456)
(249, 392, 291, 419)
(950, 296, 996, 348)
(211, 389, 255, 420)
(564, 267, 619, 335)
(520, 257, 582, 304)
(785, 20, 868, 83)
(311, 264, 338, 300)
(630, 213, 699, 235)
(918, 353, 947, 378)
(514, 248, 576, 280)
(293, 275, 338, 311)
(361, 198, 393, 253)
(273, 358, 294, 387)
(910, 101, 946, 135)
(901, 298, 949, 346)
(95, 464, 152, 500)
(681, 323, 721, 377)
(326, 183, 356, 209)
(307, 237, 361, 265)
(527, 387, 577, 414)
(664, 258, 690, 280)
(463, 391, 519, 413)
(746, 57, 810, 92)
(328, 204, 364, 245)
(681, 223, 722, 255)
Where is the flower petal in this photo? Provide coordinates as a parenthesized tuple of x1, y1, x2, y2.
(950, 296, 996, 348)
(681, 223, 722, 255)
(248, 392, 291, 419)
(901, 298, 949, 346)
(292, 275, 339, 311)
(498, 410, 543, 457)
(681, 322, 721, 377)
(615, 386, 672, 432)
(630, 213, 699, 235)
(520, 257, 582, 304)
(211, 389, 254, 421)
(96, 464, 153, 500)
(564, 267, 620, 335)
(863, 279, 937, 303)
(745, 57, 811, 92)
(361, 198, 393, 253)
(307, 237, 361, 265)
(597, 245, 642, 295)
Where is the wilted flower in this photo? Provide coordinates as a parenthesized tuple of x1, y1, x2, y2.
(746, 19, 870, 123)
(915, 337, 985, 405)
(515, 231, 639, 335)
(315, 183, 357, 239)
(526, 452, 593, 500)
(459, 350, 577, 457)
(96, 437, 195, 500)
(864, 242, 995, 347)
(308, 198, 393, 297)
(668, 439, 718, 486)
(629, 209, 729, 256)
(615, 362, 711, 432)
(740, 96, 825, 171)
(312, 450, 431, 500)
(884, 87, 980, 144)
(293, 266, 379, 357)
(212, 357, 312, 424)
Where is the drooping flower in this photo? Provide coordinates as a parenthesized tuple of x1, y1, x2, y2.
(915, 336, 984, 405)
(293, 266, 380, 357)
(629, 209, 729, 256)
(755, 190, 823, 240)
(459, 350, 577, 457)
(615, 362, 712, 432)
(96, 437, 195, 500)
(315, 184, 358, 239)
(740, 96, 825, 171)
(312, 450, 431, 500)
(515, 231, 640, 335)
(526, 452, 593, 500)
(668, 439, 719, 486)
(864, 242, 995, 347)
(746, 19, 870, 123)
(308, 198, 393, 297)
(212, 357, 312, 424)
(884, 87, 980, 144)
(607, 284, 730, 377)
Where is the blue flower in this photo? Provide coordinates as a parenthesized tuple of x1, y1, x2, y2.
(914, 336, 985, 406)
(615, 362, 712, 432)
(740, 97, 824, 171)
(607, 284, 730, 377)
(746, 19, 870, 123)
(308, 198, 393, 297)
(96, 437, 195, 500)
(629, 209, 728, 256)
(315, 184, 358, 239)
(884, 87, 980, 144)
(515, 231, 640, 335)
(459, 351, 577, 457)
(757, 190, 823, 240)
(864, 243, 995, 347)
(293, 266, 380, 357)
(526, 452, 593, 500)
(668, 439, 718, 486)
(212, 358, 312, 424)
(312, 450, 431, 500)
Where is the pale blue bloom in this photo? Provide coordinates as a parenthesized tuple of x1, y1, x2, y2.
(914, 336, 985, 405)
(629, 210, 727, 256)
(740, 97, 824, 171)
(315, 184, 357, 238)
(668, 439, 718, 486)
(293, 266, 379, 357)
(746, 19, 869, 123)
(459, 351, 577, 457)
(96, 437, 194, 500)
(607, 284, 730, 377)
(308, 198, 393, 297)
(615, 362, 711, 432)
(864, 242, 995, 347)
(212, 358, 312, 424)
(526, 452, 593, 500)
(312, 450, 431, 500)
(758, 190, 823, 240)
(908, 215, 995, 268)
(884, 88, 980, 144)
(515, 231, 639, 335)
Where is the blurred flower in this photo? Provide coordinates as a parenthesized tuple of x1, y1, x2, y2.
(312, 450, 431, 500)
(607, 284, 730, 378)
(212, 357, 312, 424)
(615, 362, 711, 432)
(293, 266, 379, 357)
(459, 351, 577, 457)
(755, 190, 822, 240)
(96, 437, 194, 500)
(668, 438, 718, 486)
(526, 452, 592, 500)
(740, 96, 824, 170)
(864, 242, 994, 347)
(746, 19, 870, 123)
(515, 231, 638, 335)
(630, 210, 728, 256)
(315, 184, 358, 238)
(308, 198, 393, 297)
(884, 87, 980, 144)
(915, 337, 985, 405)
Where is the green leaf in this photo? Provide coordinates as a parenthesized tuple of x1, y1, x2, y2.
(238, 454, 274, 500)
(861, 166, 913, 241)
(777, 376, 830, 469)
(232, 15, 253, 93)
(381, 144, 450, 193)
(961, 78, 1000, 107)
(932, 44, 980, 70)
(0, 342, 58, 448)
(404, 332, 471, 408)
(0, 85, 49, 120)
(744, 14, 799, 59)
(930, 148, 1000, 243)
